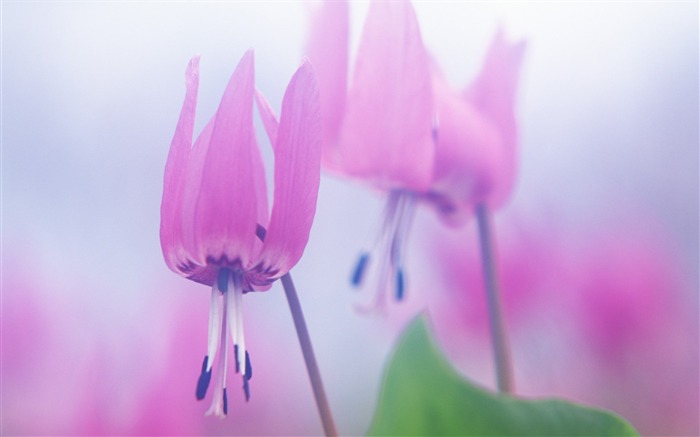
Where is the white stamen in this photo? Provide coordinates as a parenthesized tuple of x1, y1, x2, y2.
(226, 273, 238, 370)
(206, 290, 229, 419)
(392, 193, 417, 270)
(377, 192, 405, 306)
(355, 190, 417, 312)
(233, 274, 246, 378)
(206, 283, 223, 372)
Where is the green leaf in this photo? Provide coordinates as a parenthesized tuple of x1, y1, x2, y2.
(368, 316, 639, 436)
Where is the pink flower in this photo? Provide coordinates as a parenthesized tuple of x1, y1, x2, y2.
(306, 1, 525, 309)
(307, 0, 434, 310)
(0, 256, 107, 435)
(420, 215, 699, 435)
(160, 50, 321, 418)
(429, 31, 526, 225)
(2, 266, 70, 435)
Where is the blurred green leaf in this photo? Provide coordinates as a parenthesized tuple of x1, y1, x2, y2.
(368, 316, 639, 436)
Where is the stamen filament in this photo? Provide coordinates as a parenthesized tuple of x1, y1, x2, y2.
(206, 284, 223, 372)
(227, 270, 250, 401)
(234, 278, 246, 378)
(205, 285, 229, 418)
(226, 277, 239, 372)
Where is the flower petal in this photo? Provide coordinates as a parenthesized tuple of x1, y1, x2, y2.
(253, 61, 321, 278)
(304, 0, 349, 169)
(464, 30, 526, 208)
(338, 1, 434, 192)
(428, 68, 503, 225)
(191, 50, 259, 267)
(251, 89, 275, 253)
(160, 56, 199, 274)
(251, 131, 269, 229)
(254, 88, 279, 150)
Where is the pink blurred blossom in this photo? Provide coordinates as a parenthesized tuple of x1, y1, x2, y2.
(429, 31, 526, 225)
(1, 262, 321, 435)
(160, 50, 322, 417)
(1, 258, 106, 435)
(306, 1, 525, 310)
(420, 214, 699, 436)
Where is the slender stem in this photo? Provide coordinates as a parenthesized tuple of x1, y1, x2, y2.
(475, 203, 514, 394)
(281, 273, 338, 437)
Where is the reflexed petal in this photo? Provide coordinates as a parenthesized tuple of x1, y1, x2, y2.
(254, 88, 279, 150)
(252, 89, 275, 250)
(464, 30, 526, 208)
(254, 61, 321, 278)
(161, 56, 199, 274)
(338, 1, 434, 192)
(305, 0, 349, 168)
(251, 133, 269, 229)
(429, 70, 503, 225)
(179, 117, 219, 285)
(182, 116, 214, 249)
(192, 50, 258, 267)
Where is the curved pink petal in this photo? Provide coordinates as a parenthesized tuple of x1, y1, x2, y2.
(251, 90, 274, 253)
(160, 56, 199, 274)
(304, 0, 348, 169)
(251, 89, 274, 250)
(464, 30, 526, 208)
(251, 131, 270, 229)
(253, 61, 321, 278)
(177, 116, 224, 285)
(191, 50, 259, 268)
(338, 1, 434, 192)
(427, 68, 504, 225)
(254, 88, 279, 150)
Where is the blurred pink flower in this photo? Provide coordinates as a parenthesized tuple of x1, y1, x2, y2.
(306, 0, 433, 310)
(306, 1, 525, 309)
(2, 273, 64, 435)
(429, 31, 526, 225)
(1, 261, 321, 435)
(1, 257, 106, 435)
(420, 214, 699, 436)
(160, 50, 322, 417)
(562, 226, 698, 436)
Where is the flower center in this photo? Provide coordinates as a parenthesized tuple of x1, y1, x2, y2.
(195, 268, 253, 418)
(351, 190, 416, 311)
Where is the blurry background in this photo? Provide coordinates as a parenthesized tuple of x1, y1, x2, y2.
(2, 1, 698, 436)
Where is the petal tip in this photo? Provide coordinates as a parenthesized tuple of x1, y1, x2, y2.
(186, 55, 201, 85)
(238, 49, 255, 74)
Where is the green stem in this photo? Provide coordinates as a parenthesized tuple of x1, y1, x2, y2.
(281, 273, 338, 437)
(475, 203, 514, 394)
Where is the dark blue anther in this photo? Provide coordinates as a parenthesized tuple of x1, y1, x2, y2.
(351, 252, 370, 287)
(217, 269, 229, 294)
(255, 223, 268, 241)
(234, 344, 240, 373)
(395, 268, 405, 301)
(223, 388, 228, 415)
(243, 377, 251, 402)
(245, 351, 253, 380)
(196, 355, 212, 400)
